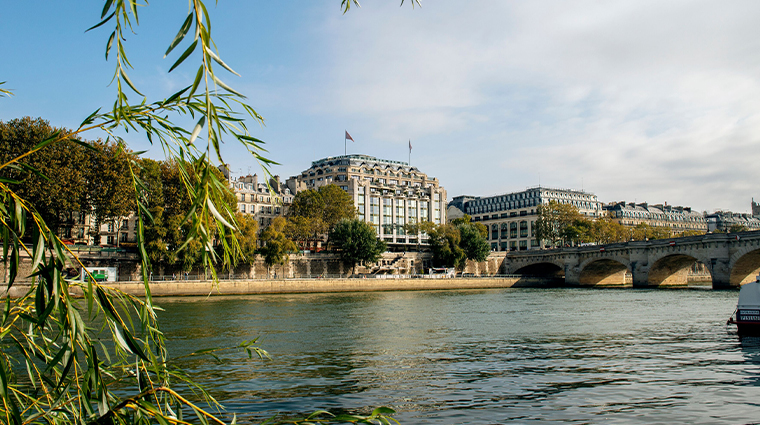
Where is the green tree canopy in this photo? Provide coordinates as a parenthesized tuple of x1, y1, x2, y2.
(87, 138, 136, 244)
(287, 184, 356, 247)
(259, 217, 297, 274)
(329, 218, 387, 274)
(427, 223, 466, 269)
(535, 200, 585, 247)
(456, 222, 491, 263)
(0, 117, 89, 235)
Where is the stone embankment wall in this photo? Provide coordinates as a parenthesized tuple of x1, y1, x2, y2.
(2, 250, 510, 281)
(2, 250, 517, 298)
(3, 276, 556, 299)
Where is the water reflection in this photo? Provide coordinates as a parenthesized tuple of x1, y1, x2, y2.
(157, 289, 753, 424)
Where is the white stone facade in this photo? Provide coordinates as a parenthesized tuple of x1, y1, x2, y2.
(450, 187, 602, 251)
(286, 154, 446, 248)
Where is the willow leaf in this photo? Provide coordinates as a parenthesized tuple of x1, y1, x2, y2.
(165, 13, 194, 57)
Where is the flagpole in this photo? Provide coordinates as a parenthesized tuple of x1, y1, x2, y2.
(408, 139, 411, 166)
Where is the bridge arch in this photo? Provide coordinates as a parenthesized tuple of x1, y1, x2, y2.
(647, 253, 708, 286)
(729, 246, 760, 286)
(514, 261, 565, 279)
(578, 257, 630, 286)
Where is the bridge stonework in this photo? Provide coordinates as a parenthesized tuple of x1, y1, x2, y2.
(502, 231, 760, 289)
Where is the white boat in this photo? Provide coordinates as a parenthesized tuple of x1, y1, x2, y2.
(728, 273, 760, 335)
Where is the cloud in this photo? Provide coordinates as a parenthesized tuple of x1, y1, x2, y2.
(277, 0, 760, 212)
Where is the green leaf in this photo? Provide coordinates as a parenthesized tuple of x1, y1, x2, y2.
(129, 0, 139, 25)
(117, 324, 149, 362)
(371, 407, 396, 416)
(96, 286, 119, 323)
(105, 30, 116, 60)
(101, 0, 115, 19)
(1, 297, 10, 326)
(80, 107, 102, 127)
(33, 129, 62, 152)
(0, 359, 22, 425)
(168, 40, 198, 73)
(163, 86, 190, 106)
(207, 197, 235, 230)
(188, 65, 204, 98)
(205, 47, 240, 76)
(189, 115, 205, 145)
(212, 74, 246, 98)
(86, 11, 115, 32)
(31, 228, 45, 272)
(43, 345, 69, 375)
(120, 69, 144, 96)
(165, 13, 194, 57)
(7, 242, 18, 287)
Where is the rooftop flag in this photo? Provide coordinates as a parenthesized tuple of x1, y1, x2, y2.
(409, 139, 412, 152)
(345, 130, 355, 142)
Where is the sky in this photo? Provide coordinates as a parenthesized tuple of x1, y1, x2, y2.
(2, 1, 760, 213)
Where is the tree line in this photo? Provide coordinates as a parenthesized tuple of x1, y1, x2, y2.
(534, 200, 705, 247)
(1, 117, 389, 274)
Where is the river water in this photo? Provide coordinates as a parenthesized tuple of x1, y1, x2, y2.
(157, 288, 760, 424)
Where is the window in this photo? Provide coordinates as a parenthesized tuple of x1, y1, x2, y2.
(370, 197, 380, 226)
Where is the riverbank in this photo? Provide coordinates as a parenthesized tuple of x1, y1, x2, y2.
(4, 276, 559, 298)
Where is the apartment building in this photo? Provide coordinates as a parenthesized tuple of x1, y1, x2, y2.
(286, 154, 446, 248)
(449, 187, 602, 251)
(604, 201, 707, 233)
(231, 174, 294, 229)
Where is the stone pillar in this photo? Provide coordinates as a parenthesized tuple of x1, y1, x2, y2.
(564, 264, 581, 286)
(710, 257, 733, 289)
(629, 245, 651, 287)
(630, 260, 651, 287)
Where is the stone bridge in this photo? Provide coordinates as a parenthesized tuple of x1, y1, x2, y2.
(502, 231, 760, 288)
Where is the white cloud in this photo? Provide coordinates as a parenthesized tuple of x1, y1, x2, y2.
(273, 0, 760, 212)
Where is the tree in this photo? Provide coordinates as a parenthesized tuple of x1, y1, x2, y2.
(457, 222, 491, 263)
(286, 184, 356, 248)
(426, 223, 466, 269)
(139, 158, 168, 265)
(86, 138, 136, 245)
(535, 200, 584, 247)
(288, 188, 326, 220)
(589, 216, 628, 244)
(284, 215, 324, 250)
(450, 216, 490, 263)
(236, 212, 259, 264)
(630, 223, 671, 241)
(318, 184, 357, 228)
(0, 117, 89, 236)
(329, 218, 387, 275)
(729, 224, 749, 233)
(259, 217, 296, 276)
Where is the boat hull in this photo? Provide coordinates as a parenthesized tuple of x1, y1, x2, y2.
(730, 309, 760, 335)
